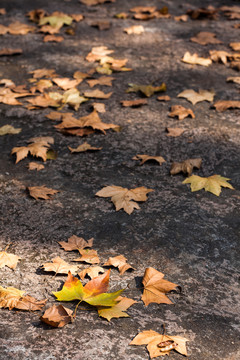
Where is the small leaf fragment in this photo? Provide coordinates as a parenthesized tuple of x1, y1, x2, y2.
(170, 158, 202, 176)
(0, 250, 21, 270)
(79, 266, 105, 280)
(68, 142, 102, 153)
(182, 51, 212, 66)
(133, 154, 165, 166)
(0, 125, 21, 135)
(104, 255, 134, 275)
(40, 305, 73, 328)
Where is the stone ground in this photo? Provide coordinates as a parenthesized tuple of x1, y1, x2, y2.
(0, 0, 240, 359)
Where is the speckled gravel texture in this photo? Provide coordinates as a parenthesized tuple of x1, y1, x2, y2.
(0, 0, 240, 359)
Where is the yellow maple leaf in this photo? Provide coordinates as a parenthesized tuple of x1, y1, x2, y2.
(183, 174, 234, 196)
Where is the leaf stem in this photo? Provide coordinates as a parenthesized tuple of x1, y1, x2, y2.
(73, 300, 82, 318)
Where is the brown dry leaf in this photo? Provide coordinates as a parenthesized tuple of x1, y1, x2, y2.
(80, 0, 115, 5)
(86, 46, 114, 62)
(130, 6, 157, 13)
(0, 249, 21, 270)
(0, 8, 6, 15)
(45, 111, 63, 120)
(74, 249, 100, 264)
(221, 6, 240, 19)
(93, 102, 106, 113)
(27, 9, 47, 23)
(230, 42, 240, 51)
(91, 21, 111, 30)
(174, 14, 188, 22)
(157, 95, 170, 101)
(40, 304, 73, 328)
(26, 93, 60, 108)
(142, 267, 179, 306)
(83, 89, 112, 99)
(52, 77, 81, 90)
(79, 266, 105, 280)
(12, 136, 54, 163)
(87, 76, 115, 87)
(0, 48, 22, 56)
(58, 88, 88, 110)
(0, 88, 31, 106)
(230, 61, 240, 71)
(30, 79, 53, 93)
(96, 185, 154, 214)
(15, 295, 47, 311)
(0, 286, 46, 311)
(0, 24, 8, 35)
(170, 158, 202, 176)
(43, 35, 64, 42)
(227, 77, 240, 85)
(168, 105, 195, 120)
(61, 128, 95, 137)
(42, 256, 79, 275)
(98, 296, 137, 321)
(58, 235, 94, 252)
(7, 21, 35, 35)
(73, 70, 92, 80)
(103, 255, 134, 275)
(124, 25, 144, 35)
(0, 125, 21, 136)
(121, 99, 148, 107)
(133, 154, 165, 166)
(39, 25, 61, 34)
(209, 50, 236, 65)
(166, 127, 185, 137)
(68, 142, 102, 153)
(29, 68, 58, 79)
(213, 100, 240, 112)
(190, 31, 221, 45)
(187, 6, 218, 20)
(70, 14, 84, 22)
(28, 162, 45, 171)
(177, 89, 215, 105)
(126, 83, 166, 97)
(0, 79, 15, 87)
(130, 330, 189, 358)
(131, 6, 170, 20)
(28, 185, 59, 200)
(182, 51, 212, 66)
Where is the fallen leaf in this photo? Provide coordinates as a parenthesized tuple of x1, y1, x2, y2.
(227, 77, 240, 84)
(130, 330, 189, 358)
(168, 105, 195, 120)
(45, 111, 63, 120)
(91, 21, 111, 30)
(28, 162, 45, 171)
(27, 9, 47, 23)
(213, 100, 240, 112)
(0, 48, 22, 56)
(133, 154, 165, 166)
(14, 295, 47, 311)
(157, 95, 171, 101)
(83, 89, 112, 99)
(80, 0, 115, 5)
(26, 93, 60, 108)
(0, 286, 46, 311)
(86, 46, 114, 62)
(52, 77, 81, 90)
(130, 6, 157, 13)
(70, 14, 84, 22)
(39, 12, 73, 29)
(0, 125, 21, 135)
(170, 158, 202, 176)
(61, 88, 88, 110)
(96, 185, 154, 214)
(142, 267, 179, 306)
(40, 304, 73, 327)
(7, 21, 35, 35)
(92, 102, 106, 113)
(29, 68, 58, 79)
(87, 76, 115, 87)
(104, 255, 134, 275)
(98, 296, 137, 321)
(126, 83, 166, 97)
(68, 142, 102, 153)
(187, 6, 218, 20)
(174, 14, 188, 22)
(209, 50, 233, 64)
(230, 61, 240, 71)
(0, 79, 15, 87)
(124, 25, 144, 35)
(166, 128, 185, 137)
(79, 266, 105, 280)
(190, 32, 221, 45)
(0, 249, 21, 270)
(30, 79, 53, 93)
(73, 70, 92, 80)
(12, 136, 54, 163)
(0, 24, 8, 35)
(43, 35, 64, 42)
(0, 88, 31, 106)
(121, 99, 148, 107)
(28, 185, 59, 200)
(115, 12, 129, 19)
(183, 174, 234, 196)
(42, 256, 79, 275)
(74, 249, 100, 264)
(177, 89, 215, 105)
(59, 235, 94, 251)
(230, 42, 240, 51)
(0, 8, 6, 15)
(182, 52, 212, 66)
(53, 269, 123, 308)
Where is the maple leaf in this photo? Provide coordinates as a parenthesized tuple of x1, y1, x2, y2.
(61, 88, 88, 110)
(7, 21, 35, 35)
(121, 99, 148, 107)
(53, 270, 123, 307)
(142, 267, 179, 306)
(183, 174, 234, 196)
(26, 93, 61, 108)
(28, 162, 44, 171)
(29, 68, 58, 79)
(27, 9, 47, 23)
(28, 185, 59, 200)
(213, 100, 240, 112)
(130, 330, 189, 358)
(103, 255, 134, 275)
(40, 304, 73, 328)
(230, 42, 240, 51)
(182, 52, 212, 66)
(43, 35, 64, 42)
(79, 266, 105, 280)
(0, 125, 21, 135)
(227, 77, 240, 85)
(96, 185, 154, 214)
(0, 286, 46, 311)
(177, 89, 215, 105)
(68, 142, 102, 153)
(187, 6, 218, 20)
(87, 76, 115, 87)
(0, 88, 31, 105)
(30, 79, 53, 93)
(168, 105, 195, 120)
(0, 48, 22, 56)
(83, 89, 112, 99)
(86, 46, 114, 62)
(126, 83, 166, 97)
(98, 296, 137, 321)
(58, 235, 94, 252)
(174, 14, 188, 22)
(157, 95, 171, 101)
(170, 158, 202, 176)
(74, 249, 100, 264)
(52, 77, 81, 90)
(0, 248, 21, 270)
(190, 31, 221, 45)
(12, 136, 54, 163)
(166, 128, 185, 137)
(42, 257, 79, 275)
(133, 154, 165, 166)
(209, 50, 233, 64)
(39, 12, 73, 29)
(124, 25, 144, 35)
